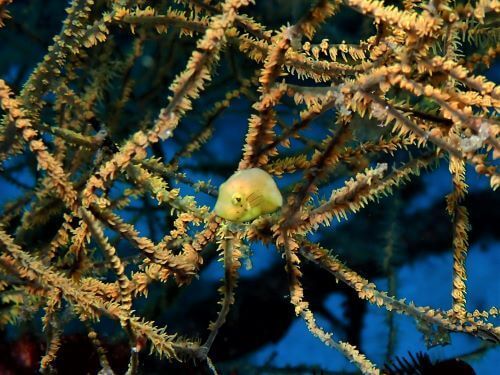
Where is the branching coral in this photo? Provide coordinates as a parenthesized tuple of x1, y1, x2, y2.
(0, 0, 499, 373)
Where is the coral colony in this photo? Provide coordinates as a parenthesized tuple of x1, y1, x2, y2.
(0, 0, 498, 374)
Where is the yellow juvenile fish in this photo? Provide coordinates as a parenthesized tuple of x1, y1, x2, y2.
(214, 168, 283, 222)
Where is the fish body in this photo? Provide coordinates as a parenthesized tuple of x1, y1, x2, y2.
(214, 168, 283, 222)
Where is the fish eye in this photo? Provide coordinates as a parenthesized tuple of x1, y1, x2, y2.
(231, 193, 243, 206)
